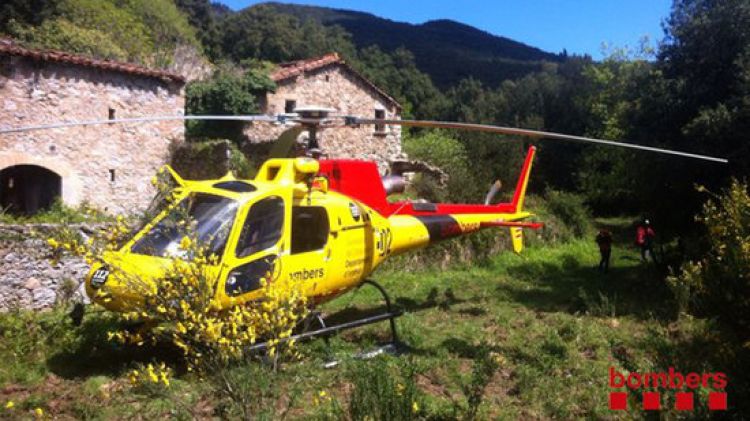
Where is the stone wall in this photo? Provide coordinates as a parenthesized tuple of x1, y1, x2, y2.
(171, 140, 231, 180)
(245, 64, 402, 173)
(0, 55, 185, 215)
(0, 224, 92, 310)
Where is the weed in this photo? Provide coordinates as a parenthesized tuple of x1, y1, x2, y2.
(578, 288, 617, 317)
(0, 199, 111, 224)
(458, 343, 502, 421)
(346, 357, 423, 421)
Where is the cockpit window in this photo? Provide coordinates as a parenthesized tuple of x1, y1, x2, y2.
(236, 196, 285, 258)
(213, 181, 256, 193)
(130, 193, 238, 258)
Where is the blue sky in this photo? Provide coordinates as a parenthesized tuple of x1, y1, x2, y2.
(217, 1, 674, 58)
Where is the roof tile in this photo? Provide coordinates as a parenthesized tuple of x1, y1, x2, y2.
(0, 38, 185, 84)
(270, 52, 400, 109)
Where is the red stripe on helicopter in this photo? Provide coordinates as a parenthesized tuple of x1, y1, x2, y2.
(413, 215, 463, 242)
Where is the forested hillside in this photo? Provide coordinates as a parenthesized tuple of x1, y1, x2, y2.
(264, 2, 564, 88)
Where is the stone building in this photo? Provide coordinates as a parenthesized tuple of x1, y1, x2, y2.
(0, 39, 185, 215)
(246, 53, 402, 172)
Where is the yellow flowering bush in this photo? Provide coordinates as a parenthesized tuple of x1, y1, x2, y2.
(47, 166, 309, 384)
(667, 179, 750, 337)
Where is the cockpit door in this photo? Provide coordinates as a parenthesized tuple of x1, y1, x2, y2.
(219, 194, 288, 303)
(283, 198, 332, 297)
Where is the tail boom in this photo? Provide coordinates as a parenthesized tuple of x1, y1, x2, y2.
(387, 146, 538, 255)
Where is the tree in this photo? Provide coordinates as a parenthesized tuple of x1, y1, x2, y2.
(0, 0, 54, 28)
(219, 5, 356, 63)
(620, 0, 750, 231)
(352, 46, 447, 119)
(185, 67, 276, 142)
(5, 0, 201, 68)
(175, 0, 222, 59)
(574, 45, 653, 213)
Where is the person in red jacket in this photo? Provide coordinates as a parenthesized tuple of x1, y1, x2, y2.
(636, 219, 656, 262)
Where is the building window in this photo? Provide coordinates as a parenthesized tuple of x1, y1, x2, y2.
(108, 107, 116, 122)
(325, 74, 330, 82)
(109, 169, 116, 182)
(374, 109, 386, 133)
(285, 99, 297, 114)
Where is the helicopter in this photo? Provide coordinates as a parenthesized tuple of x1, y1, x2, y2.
(0, 108, 728, 349)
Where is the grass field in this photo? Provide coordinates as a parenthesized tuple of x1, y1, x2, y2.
(0, 219, 732, 419)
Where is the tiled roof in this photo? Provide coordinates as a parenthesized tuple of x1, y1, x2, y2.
(271, 52, 401, 109)
(0, 38, 185, 84)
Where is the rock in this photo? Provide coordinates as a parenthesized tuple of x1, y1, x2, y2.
(32, 288, 57, 306)
(24, 277, 42, 290)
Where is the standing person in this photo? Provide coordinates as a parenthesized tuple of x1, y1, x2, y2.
(595, 229, 613, 273)
(636, 219, 656, 263)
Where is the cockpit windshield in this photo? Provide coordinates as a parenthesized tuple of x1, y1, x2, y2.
(130, 193, 238, 258)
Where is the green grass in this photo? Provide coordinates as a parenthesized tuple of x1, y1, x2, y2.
(0, 200, 113, 224)
(0, 219, 735, 419)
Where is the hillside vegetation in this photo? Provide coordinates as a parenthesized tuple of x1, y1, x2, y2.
(1, 0, 201, 68)
(265, 2, 564, 88)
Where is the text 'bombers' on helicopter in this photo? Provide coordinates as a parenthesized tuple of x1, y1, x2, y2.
(0, 107, 728, 351)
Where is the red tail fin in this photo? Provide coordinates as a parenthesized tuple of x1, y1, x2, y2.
(510, 146, 536, 213)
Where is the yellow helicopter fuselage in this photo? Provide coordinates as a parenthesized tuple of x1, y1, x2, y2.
(85, 149, 537, 312)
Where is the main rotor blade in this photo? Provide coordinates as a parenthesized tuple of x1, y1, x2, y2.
(350, 118, 729, 164)
(0, 115, 279, 134)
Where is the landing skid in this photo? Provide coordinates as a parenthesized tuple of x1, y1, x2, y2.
(247, 279, 405, 364)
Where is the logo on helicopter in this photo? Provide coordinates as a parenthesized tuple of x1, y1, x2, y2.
(289, 268, 325, 281)
(91, 268, 110, 289)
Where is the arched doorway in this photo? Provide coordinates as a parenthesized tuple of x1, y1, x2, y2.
(0, 165, 62, 215)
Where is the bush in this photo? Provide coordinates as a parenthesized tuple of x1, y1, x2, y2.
(7, 0, 201, 66)
(667, 180, 750, 336)
(185, 67, 275, 142)
(541, 189, 593, 239)
(403, 130, 481, 203)
(9, 18, 128, 61)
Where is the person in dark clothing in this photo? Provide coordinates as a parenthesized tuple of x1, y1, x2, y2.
(636, 219, 656, 263)
(595, 229, 613, 273)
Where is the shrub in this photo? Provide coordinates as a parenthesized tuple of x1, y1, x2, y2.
(403, 130, 481, 203)
(541, 189, 593, 239)
(667, 180, 750, 337)
(185, 67, 275, 142)
(8, 18, 128, 61)
(46, 168, 310, 416)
